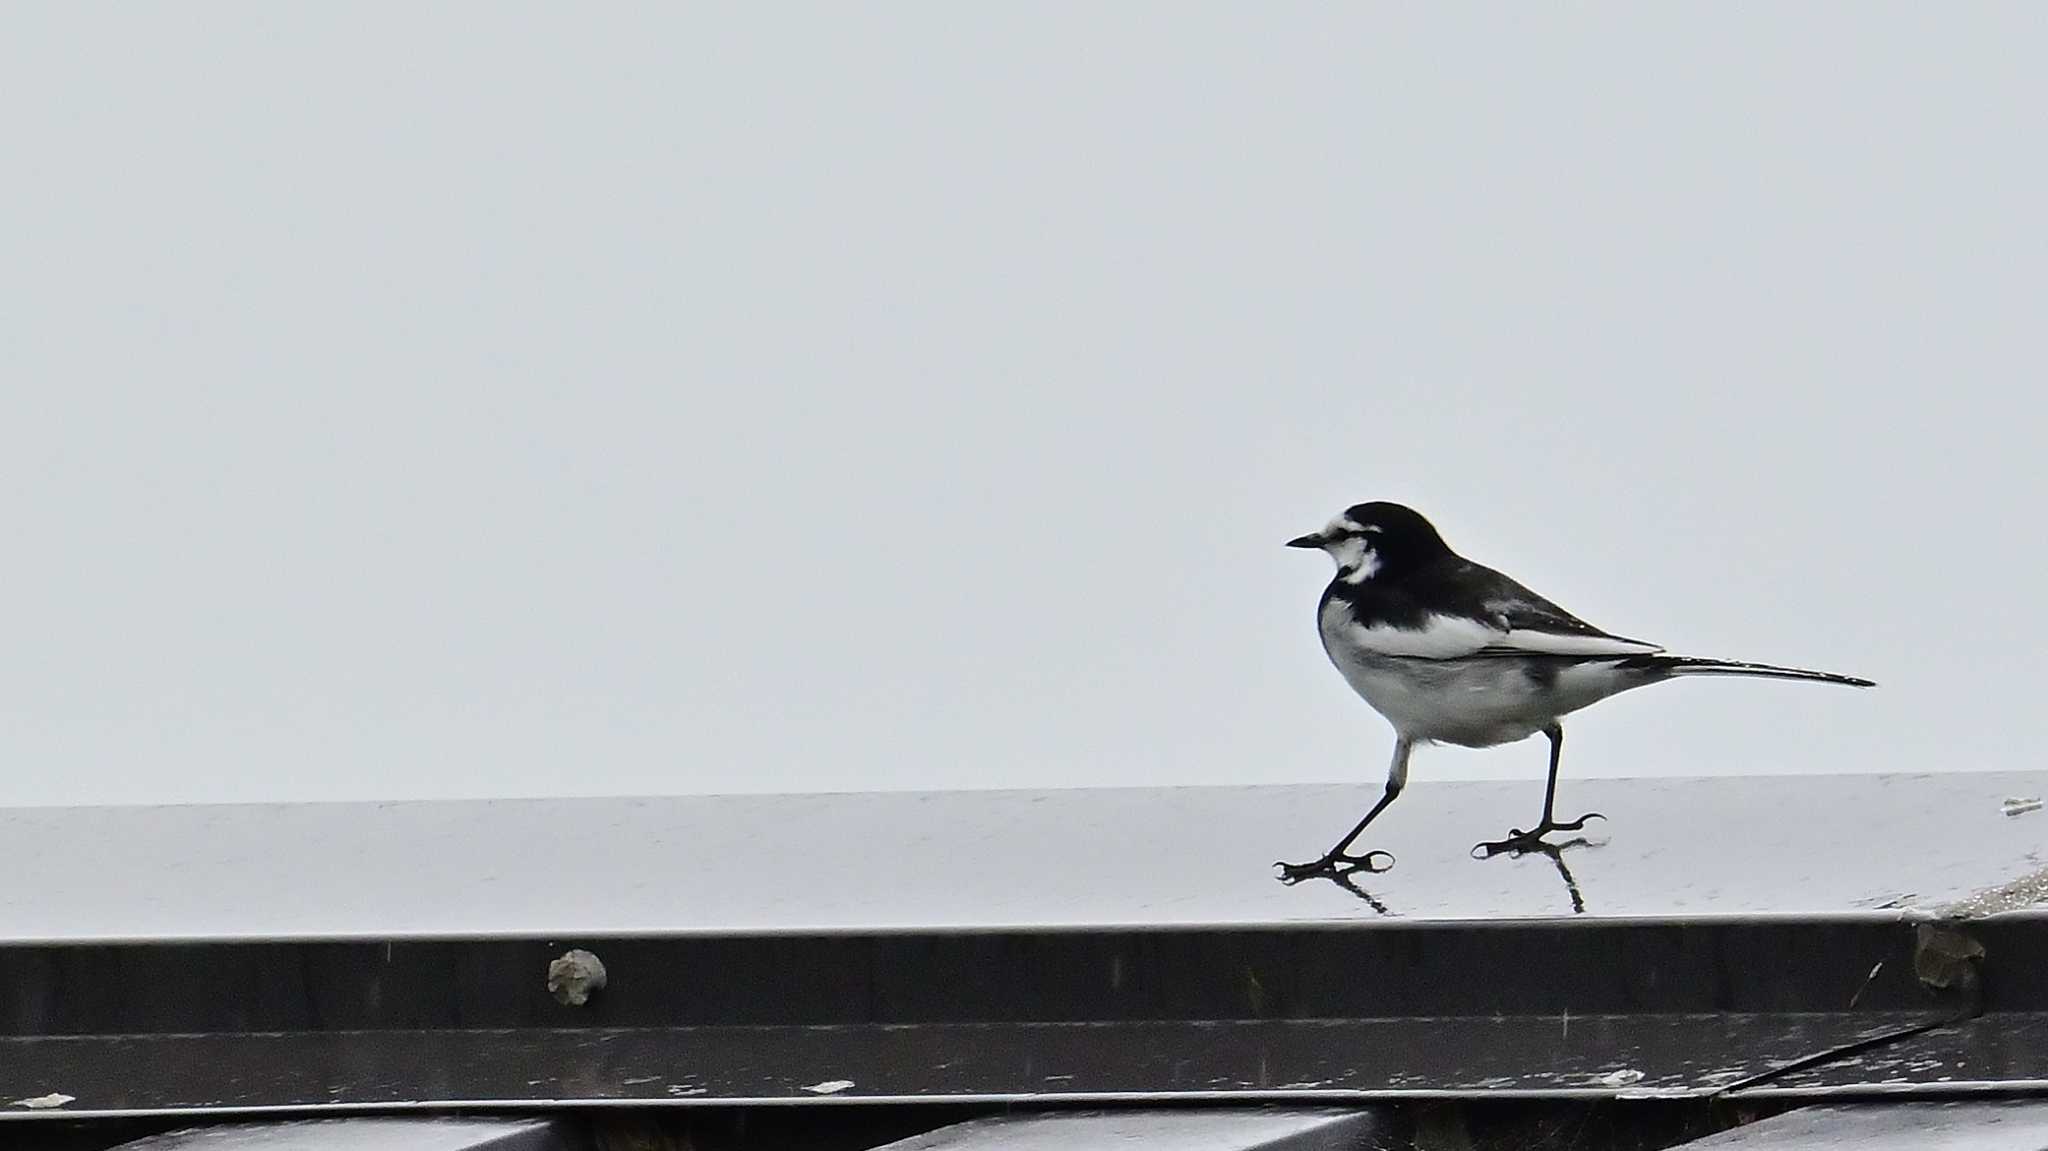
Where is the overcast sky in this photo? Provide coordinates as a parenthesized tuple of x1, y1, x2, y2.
(0, 5, 2040, 807)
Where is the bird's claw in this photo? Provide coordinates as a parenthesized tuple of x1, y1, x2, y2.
(1275, 849, 1396, 883)
(1471, 812, 1605, 859)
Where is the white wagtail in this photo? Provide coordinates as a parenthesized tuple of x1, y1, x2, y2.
(1278, 501, 1873, 879)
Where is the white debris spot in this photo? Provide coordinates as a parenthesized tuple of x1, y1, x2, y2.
(803, 1079, 856, 1095)
(2002, 796, 2043, 817)
(1596, 1068, 1645, 1088)
(12, 1093, 75, 1110)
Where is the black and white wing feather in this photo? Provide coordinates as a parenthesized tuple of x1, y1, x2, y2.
(1334, 559, 1662, 661)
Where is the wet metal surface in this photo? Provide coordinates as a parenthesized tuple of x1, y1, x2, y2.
(1, 772, 2045, 941)
(3, 773, 2045, 1119)
(1675, 1100, 2048, 1148)
(107, 1119, 581, 1151)
(0, 1016, 1943, 1115)
(1725, 1013, 2048, 1097)
(869, 1108, 1393, 1151)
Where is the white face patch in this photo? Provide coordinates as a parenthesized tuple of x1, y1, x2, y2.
(1327, 535, 1381, 582)
(1318, 515, 1384, 582)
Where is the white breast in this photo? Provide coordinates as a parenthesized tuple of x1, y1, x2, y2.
(1318, 601, 1645, 747)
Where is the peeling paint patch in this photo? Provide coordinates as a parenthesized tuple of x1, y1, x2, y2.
(2002, 796, 2043, 817)
(803, 1079, 855, 1095)
(1597, 1068, 1645, 1087)
(12, 1093, 75, 1110)
(546, 948, 608, 1006)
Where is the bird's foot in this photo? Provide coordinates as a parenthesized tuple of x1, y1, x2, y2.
(1276, 849, 1395, 883)
(1471, 813, 1604, 859)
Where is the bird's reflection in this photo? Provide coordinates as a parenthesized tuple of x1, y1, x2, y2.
(1274, 858, 1395, 915)
(1475, 835, 1594, 915)
(1323, 862, 1395, 915)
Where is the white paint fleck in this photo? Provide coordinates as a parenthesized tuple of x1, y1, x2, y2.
(1596, 1068, 1645, 1087)
(12, 1093, 75, 1110)
(803, 1079, 855, 1095)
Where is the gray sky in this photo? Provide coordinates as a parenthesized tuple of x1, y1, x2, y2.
(1, 5, 2040, 807)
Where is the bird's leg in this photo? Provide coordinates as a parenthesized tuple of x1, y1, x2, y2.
(1472, 724, 1605, 859)
(1278, 738, 1411, 881)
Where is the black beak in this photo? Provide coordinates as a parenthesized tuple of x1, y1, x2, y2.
(1285, 532, 1326, 549)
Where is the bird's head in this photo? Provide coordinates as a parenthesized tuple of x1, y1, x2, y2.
(1287, 501, 1450, 583)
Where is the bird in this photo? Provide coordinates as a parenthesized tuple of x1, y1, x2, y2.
(1277, 501, 1873, 880)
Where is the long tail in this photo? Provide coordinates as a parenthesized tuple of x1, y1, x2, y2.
(1617, 654, 1875, 688)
